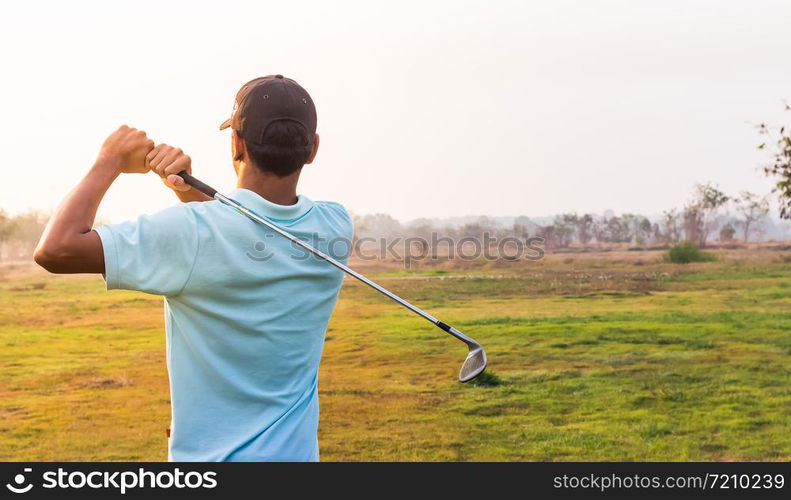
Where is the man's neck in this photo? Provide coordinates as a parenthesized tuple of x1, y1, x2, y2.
(236, 164, 301, 206)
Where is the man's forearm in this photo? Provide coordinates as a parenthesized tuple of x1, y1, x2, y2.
(34, 158, 119, 273)
(54, 158, 118, 232)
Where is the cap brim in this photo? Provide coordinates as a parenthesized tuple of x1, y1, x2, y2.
(219, 118, 232, 131)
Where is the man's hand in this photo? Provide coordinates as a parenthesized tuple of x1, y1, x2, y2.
(146, 144, 212, 203)
(146, 144, 193, 191)
(98, 125, 154, 174)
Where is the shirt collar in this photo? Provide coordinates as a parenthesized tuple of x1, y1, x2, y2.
(227, 188, 314, 221)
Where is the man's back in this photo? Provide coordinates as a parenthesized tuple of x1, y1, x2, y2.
(96, 188, 353, 461)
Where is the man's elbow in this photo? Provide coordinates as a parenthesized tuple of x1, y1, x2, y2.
(34, 233, 103, 274)
(34, 242, 70, 273)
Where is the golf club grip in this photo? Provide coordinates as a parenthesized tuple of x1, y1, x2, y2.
(178, 172, 218, 198)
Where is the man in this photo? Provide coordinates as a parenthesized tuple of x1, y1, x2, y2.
(34, 75, 353, 461)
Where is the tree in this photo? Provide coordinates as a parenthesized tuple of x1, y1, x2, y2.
(650, 222, 663, 244)
(735, 191, 770, 242)
(660, 209, 682, 244)
(536, 225, 557, 249)
(0, 211, 45, 261)
(574, 213, 595, 245)
(632, 216, 652, 245)
(459, 216, 494, 240)
(554, 213, 587, 246)
(592, 219, 608, 244)
(719, 224, 736, 241)
(603, 216, 632, 243)
(757, 103, 791, 218)
(551, 215, 575, 247)
(0, 210, 14, 260)
(512, 215, 531, 238)
(686, 183, 730, 246)
(682, 204, 705, 245)
(537, 222, 573, 249)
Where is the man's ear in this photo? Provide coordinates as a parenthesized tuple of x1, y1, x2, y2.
(305, 133, 320, 165)
(232, 131, 246, 162)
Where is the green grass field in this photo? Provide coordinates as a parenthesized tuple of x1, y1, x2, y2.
(1, 248, 789, 461)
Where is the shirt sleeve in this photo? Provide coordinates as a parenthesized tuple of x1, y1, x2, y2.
(315, 201, 354, 263)
(94, 204, 200, 296)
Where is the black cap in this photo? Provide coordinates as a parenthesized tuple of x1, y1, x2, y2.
(219, 75, 317, 144)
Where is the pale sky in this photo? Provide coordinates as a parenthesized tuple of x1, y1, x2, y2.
(1, 0, 789, 222)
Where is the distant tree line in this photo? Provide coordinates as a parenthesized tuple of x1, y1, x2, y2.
(532, 184, 773, 248)
(353, 183, 775, 250)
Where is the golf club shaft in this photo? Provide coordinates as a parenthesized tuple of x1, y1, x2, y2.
(177, 172, 478, 347)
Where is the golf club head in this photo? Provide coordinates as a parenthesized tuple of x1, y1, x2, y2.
(437, 323, 488, 382)
(459, 344, 487, 382)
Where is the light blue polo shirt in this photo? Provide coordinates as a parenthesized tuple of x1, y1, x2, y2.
(94, 188, 353, 462)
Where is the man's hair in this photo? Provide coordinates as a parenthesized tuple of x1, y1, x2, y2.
(244, 120, 314, 177)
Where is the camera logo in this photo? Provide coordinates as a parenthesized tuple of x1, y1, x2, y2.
(6, 468, 33, 494)
(246, 237, 274, 262)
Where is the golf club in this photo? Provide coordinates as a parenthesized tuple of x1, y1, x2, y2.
(177, 171, 487, 382)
